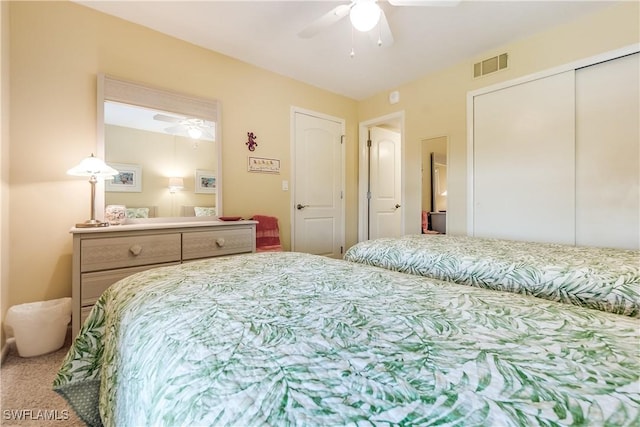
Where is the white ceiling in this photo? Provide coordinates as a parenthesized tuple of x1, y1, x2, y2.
(78, 1, 616, 100)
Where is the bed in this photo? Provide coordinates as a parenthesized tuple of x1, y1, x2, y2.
(181, 205, 216, 217)
(54, 251, 639, 426)
(344, 234, 640, 318)
(125, 206, 157, 219)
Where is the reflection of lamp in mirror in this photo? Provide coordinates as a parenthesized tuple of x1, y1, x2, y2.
(168, 177, 184, 193)
(67, 154, 119, 228)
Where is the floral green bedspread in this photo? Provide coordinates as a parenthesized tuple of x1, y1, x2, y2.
(54, 252, 639, 427)
(344, 235, 640, 317)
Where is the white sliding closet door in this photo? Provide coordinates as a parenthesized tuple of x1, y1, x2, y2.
(575, 53, 640, 250)
(472, 71, 576, 244)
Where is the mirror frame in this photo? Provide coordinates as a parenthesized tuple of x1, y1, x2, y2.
(96, 74, 222, 219)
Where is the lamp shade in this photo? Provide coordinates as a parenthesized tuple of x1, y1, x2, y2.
(350, 0, 381, 32)
(67, 154, 118, 178)
(68, 154, 118, 228)
(168, 177, 184, 192)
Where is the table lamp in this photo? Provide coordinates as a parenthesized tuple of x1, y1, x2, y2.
(168, 177, 184, 193)
(67, 154, 119, 228)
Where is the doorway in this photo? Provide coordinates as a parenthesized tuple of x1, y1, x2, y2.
(358, 112, 404, 242)
(292, 108, 345, 258)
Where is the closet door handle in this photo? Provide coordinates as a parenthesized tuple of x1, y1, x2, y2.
(296, 204, 308, 210)
(394, 204, 401, 209)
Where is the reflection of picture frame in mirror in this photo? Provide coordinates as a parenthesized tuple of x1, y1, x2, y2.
(195, 169, 216, 194)
(106, 163, 142, 192)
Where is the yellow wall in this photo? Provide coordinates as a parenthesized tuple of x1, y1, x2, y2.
(358, 1, 639, 236)
(3, 1, 639, 349)
(1, 0, 10, 348)
(5, 1, 357, 321)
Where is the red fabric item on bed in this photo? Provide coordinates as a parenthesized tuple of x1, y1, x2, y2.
(252, 215, 283, 252)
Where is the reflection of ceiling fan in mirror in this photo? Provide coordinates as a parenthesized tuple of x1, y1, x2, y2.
(298, 0, 460, 50)
(153, 113, 215, 141)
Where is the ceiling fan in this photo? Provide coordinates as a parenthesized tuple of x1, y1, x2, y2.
(298, 0, 460, 48)
(153, 114, 215, 141)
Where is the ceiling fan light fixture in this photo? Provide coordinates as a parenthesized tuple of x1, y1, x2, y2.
(349, 0, 381, 32)
(187, 127, 203, 139)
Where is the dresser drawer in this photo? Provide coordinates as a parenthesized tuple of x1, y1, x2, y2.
(183, 228, 253, 260)
(81, 263, 179, 306)
(81, 234, 181, 272)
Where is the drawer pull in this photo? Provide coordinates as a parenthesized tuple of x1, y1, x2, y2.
(215, 238, 225, 247)
(129, 244, 143, 256)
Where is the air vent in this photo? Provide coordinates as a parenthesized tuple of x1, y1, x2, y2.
(474, 53, 508, 78)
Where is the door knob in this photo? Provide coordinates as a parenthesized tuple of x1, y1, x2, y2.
(394, 204, 401, 209)
(296, 204, 308, 210)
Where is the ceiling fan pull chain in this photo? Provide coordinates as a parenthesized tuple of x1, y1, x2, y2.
(350, 26, 356, 58)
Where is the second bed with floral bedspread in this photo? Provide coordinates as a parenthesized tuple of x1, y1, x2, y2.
(344, 235, 639, 317)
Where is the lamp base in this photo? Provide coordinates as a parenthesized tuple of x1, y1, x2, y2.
(75, 219, 110, 228)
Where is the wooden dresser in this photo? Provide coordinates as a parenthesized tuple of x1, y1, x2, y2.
(70, 220, 257, 337)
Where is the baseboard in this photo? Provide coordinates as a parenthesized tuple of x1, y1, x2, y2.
(1, 337, 15, 365)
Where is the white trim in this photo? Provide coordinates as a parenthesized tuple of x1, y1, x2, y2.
(96, 76, 106, 217)
(290, 106, 346, 254)
(467, 43, 640, 236)
(358, 111, 405, 242)
(1, 337, 14, 364)
(466, 90, 475, 235)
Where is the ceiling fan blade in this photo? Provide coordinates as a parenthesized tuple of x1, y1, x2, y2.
(387, 0, 460, 6)
(185, 118, 214, 129)
(153, 113, 182, 123)
(370, 9, 394, 47)
(298, 3, 352, 38)
(163, 125, 184, 135)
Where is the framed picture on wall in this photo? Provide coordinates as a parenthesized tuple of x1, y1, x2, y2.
(106, 163, 142, 192)
(248, 156, 281, 174)
(195, 169, 216, 193)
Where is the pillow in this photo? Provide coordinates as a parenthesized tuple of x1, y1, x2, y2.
(126, 208, 149, 219)
(194, 207, 216, 217)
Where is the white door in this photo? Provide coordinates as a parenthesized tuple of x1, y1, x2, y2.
(293, 111, 344, 258)
(575, 53, 639, 250)
(368, 126, 402, 239)
(472, 71, 576, 244)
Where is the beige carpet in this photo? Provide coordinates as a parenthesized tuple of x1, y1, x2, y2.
(1, 335, 86, 426)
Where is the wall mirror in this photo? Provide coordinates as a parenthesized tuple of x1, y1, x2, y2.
(96, 75, 222, 219)
(421, 136, 447, 234)
(431, 152, 447, 213)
